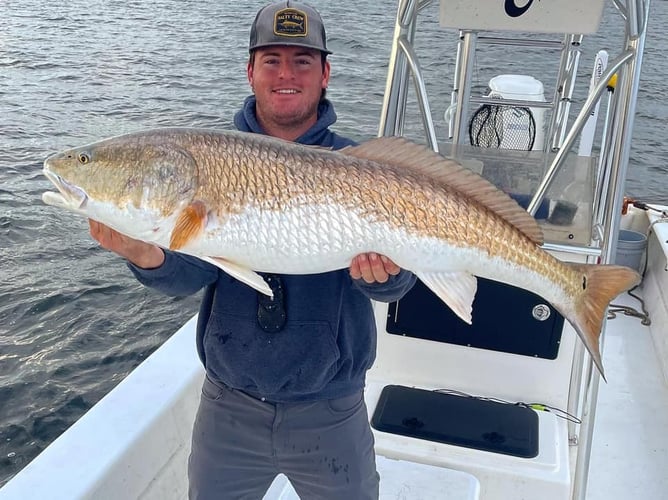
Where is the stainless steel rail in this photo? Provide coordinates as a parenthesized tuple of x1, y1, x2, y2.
(377, 1, 651, 498)
(572, 2, 650, 498)
(379, 0, 437, 147)
(527, 50, 634, 215)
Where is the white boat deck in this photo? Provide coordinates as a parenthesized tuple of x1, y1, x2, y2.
(2, 292, 666, 500)
(588, 291, 668, 499)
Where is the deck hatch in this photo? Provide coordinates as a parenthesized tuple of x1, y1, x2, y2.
(387, 278, 565, 359)
(371, 384, 539, 458)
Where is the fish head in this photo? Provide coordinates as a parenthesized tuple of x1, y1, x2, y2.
(42, 133, 199, 240)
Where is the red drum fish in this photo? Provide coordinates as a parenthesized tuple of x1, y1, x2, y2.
(42, 128, 640, 377)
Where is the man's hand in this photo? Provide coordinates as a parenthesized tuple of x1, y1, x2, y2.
(349, 253, 401, 284)
(89, 220, 165, 269)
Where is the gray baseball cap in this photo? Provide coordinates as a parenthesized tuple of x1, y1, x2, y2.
(249, 1, 332, 54)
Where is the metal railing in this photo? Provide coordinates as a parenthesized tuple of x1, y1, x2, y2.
(377, 1, 651, 498)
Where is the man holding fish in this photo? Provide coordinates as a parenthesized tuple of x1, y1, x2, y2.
(89, 2, 415, 499)
(43, 1, 641, 499)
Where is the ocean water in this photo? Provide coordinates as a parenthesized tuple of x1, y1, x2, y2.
(1, 0, 667, 487)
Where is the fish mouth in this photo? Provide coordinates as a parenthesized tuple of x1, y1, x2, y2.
(42, 168, 89, 211)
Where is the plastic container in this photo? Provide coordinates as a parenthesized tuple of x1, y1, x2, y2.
(488, 75, 546, 151)
(615, 229, 647, 272)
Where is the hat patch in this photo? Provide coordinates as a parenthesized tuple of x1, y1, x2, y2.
(274, 8, 307, 38)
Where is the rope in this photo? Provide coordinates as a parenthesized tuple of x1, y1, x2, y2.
(608, 286, 651, 326)
(607, 200, 667, 325)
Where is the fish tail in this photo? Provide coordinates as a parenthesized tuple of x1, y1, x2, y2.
(566, 263, 641, 381)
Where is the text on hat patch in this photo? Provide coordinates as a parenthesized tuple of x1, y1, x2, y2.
(274, 8, 308, 37)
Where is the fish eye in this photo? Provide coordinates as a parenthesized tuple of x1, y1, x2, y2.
(78, 152, 91, 164)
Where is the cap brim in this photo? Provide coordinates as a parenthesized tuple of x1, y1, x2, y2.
(249, 42, 332, 54)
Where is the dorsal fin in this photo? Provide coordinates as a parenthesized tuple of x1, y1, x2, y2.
(340, 137, 544, 244)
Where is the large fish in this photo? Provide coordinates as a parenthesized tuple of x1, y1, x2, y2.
(42, 128, 640, 378)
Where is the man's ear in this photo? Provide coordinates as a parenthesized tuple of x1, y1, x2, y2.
(247, 61, 254, 89)
(322, 60, 331, 89)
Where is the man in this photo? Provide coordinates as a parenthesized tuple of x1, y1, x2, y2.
(90, 1, 416, 498)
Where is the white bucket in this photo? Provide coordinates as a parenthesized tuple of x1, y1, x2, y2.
(615, 229, 647, 272)
(488, 74, 546, 151)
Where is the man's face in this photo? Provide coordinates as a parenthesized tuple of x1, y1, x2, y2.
(248, 46, 330, 136)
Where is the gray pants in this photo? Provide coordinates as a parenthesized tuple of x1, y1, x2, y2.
(188, 376, 379, 500)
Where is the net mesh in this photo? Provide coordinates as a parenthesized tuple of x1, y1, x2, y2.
(469, 103, 536, 151)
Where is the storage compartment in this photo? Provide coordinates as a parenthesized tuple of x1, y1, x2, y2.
(387, 278, 565, 359)
(371, 385, 539, 458)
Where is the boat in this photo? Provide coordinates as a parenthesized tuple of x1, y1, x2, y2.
(2, 0, 667, 498)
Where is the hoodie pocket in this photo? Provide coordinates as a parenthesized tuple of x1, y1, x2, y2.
(203, 312, 341, 396)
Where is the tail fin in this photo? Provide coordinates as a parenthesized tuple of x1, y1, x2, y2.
(567, 263, 641, 381)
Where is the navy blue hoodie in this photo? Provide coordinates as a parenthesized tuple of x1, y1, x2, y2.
(129, 98, 416, 402)
(234, 95, 356, 148)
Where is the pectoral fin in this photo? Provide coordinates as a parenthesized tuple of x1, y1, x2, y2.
(170, 201, 207, 251)
(416, 271, 478, 324)
(200, 256, 273, 297)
